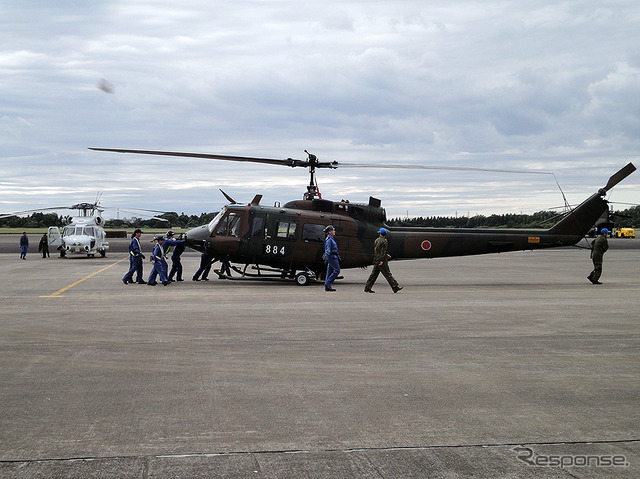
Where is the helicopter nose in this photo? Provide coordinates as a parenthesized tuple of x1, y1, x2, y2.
(184, 225, 210, 252)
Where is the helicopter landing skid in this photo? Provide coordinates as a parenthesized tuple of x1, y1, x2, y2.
(214, 271, 289, 282)
(215, 265, 318, 286)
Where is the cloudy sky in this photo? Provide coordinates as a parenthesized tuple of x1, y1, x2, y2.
(1, 0, 639, 220)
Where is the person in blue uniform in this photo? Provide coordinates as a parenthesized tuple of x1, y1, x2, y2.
(148, 234, 185, 285)
(19, 232, 29, 260)
(215, 258, 232, 279)
(122, 229, 146, 284)
(193, 253, 214, 281)
(323, 225, 340, 292)
(147, 236, 171, 286)
(166, 231, 186, 282)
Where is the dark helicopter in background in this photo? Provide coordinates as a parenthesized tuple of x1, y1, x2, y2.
(90, 147, 636, 285)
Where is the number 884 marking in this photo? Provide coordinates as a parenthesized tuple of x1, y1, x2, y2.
(265, 244, 286, 255)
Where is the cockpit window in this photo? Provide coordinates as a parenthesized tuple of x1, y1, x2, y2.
(215, 212, 242, 237)
(85, 226, 95, 236)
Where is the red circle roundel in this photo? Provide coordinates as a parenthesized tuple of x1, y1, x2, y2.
(421, 240, 432, 251)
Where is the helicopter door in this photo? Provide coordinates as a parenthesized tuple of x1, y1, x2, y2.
(245, 211, 266, 259)
(47, 226, 62, 248)
(264, 215, 298, 262)
(212, 211, 243, 256)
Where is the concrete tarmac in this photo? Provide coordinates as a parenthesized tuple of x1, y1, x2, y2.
(0, 237, 639, 478)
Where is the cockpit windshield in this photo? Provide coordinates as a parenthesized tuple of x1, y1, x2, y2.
(207, 210, 226, 234)
(62, 225, 96, 236)
(64, 226, 83, 236)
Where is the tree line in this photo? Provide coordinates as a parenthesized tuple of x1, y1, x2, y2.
(0, 211, 218, 230)
(2, 206, 638, 230)
(388, 205, 640, 229)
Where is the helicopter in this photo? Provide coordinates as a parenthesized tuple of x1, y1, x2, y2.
(0, 196, 168, 258)
(89, 147, 636, 285)
(49, 202, 110, 257)
(0, 201, 110, 258)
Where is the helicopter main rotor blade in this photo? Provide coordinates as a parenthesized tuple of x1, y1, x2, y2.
(89, 148, 337, 169)
(90, 147, 555, 175)
(90, 147, 291, 166)
(336, 162, 554, 175)
(0, 206, 71, 218)
(603, 162, 636, 192)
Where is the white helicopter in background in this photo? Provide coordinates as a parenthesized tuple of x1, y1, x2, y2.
(1, 195, 167, 258)
(48, 202, 110, 257)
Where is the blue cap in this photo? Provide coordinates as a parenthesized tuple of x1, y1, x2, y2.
(377, 228, 387, 235)
(600, 228, 610, 234)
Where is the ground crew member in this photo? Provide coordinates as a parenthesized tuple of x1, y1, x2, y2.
(364, 228, 403, 293)
(324, 225, 340, 291)
(193, 253, 214, 281)
(166, 231, 186, 282)
(19, 232, 29, 260)
(123, 229, 146, 284)
(38, 233, 50, 258)
(147, 236, 171, 286)
(588, 228, 610, 284)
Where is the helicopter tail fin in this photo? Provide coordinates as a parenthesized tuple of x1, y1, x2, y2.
(548, 162, 635, 236)
(547, 193, 608, 236)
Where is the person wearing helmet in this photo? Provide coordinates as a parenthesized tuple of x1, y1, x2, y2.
(364, 228, 403, 293)
(588, 228, 610, 284)
(324, 225, 340, 291)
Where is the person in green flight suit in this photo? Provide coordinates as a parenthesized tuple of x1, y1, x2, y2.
(588, 228, 610, 284)
(364, 228, 403, 293)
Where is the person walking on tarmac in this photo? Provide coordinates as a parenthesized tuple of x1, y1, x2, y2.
(324, 225, 340, 292)
(123, 229, 146, 284)
(166, 231, 186, 282)
(588, 228, 610, 285)
(364, 228, 403, 293)
(147, 236, 171, 286)
(38, 233, 50, 258)
(19, 232, 29, 260)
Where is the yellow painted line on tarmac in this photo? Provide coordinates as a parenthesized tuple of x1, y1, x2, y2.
(40, 257, 129, 298)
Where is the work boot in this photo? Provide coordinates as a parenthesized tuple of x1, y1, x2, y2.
(393, 286, 403, 293)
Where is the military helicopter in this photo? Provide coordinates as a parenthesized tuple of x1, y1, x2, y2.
(50, 202, 111, 257)
(90, 147, 636, 285)
(1, 196, 167, 258)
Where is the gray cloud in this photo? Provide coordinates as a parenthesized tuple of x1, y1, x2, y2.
(1, 0, 639, 219)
